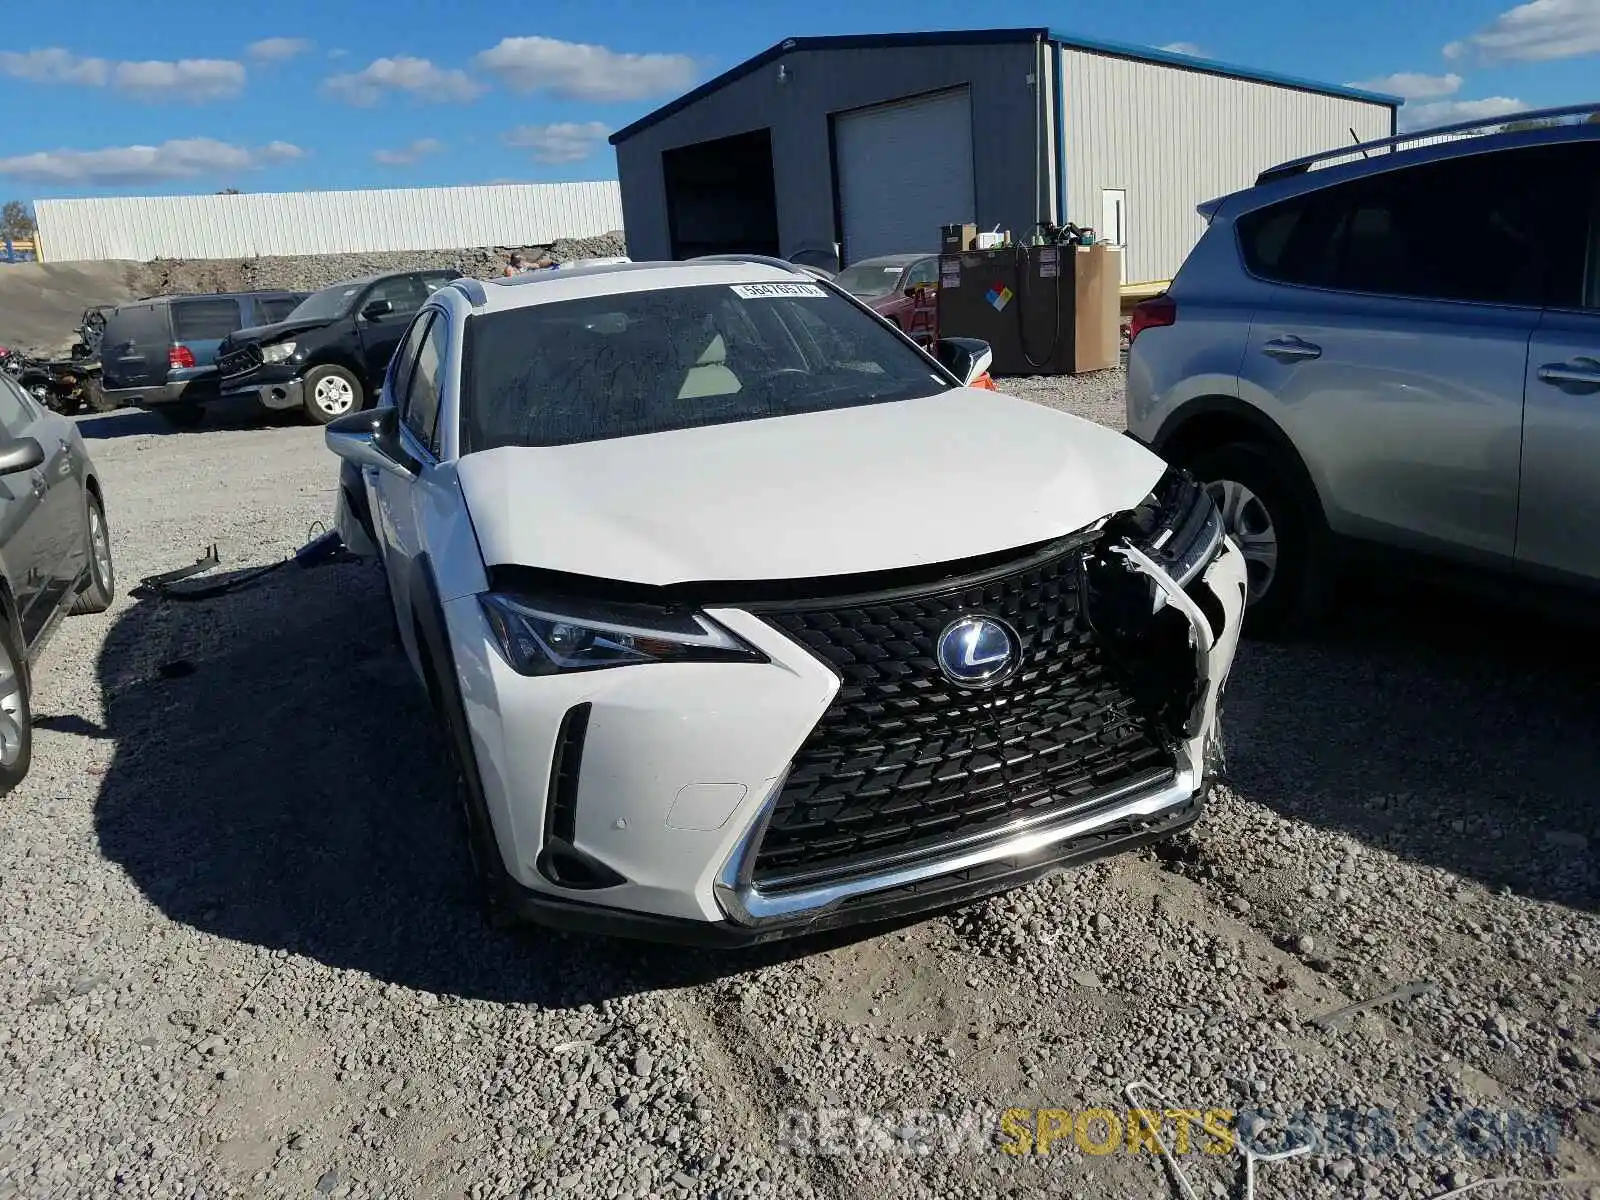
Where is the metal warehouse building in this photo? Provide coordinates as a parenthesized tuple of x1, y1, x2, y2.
(609, 29, 1401, 285)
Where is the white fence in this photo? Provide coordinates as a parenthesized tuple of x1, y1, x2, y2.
(32, 181, 624, 262)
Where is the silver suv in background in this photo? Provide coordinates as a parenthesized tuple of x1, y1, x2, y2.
(1126, 105, 1600, 636)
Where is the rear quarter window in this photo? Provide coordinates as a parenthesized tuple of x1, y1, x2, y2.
(254, 296, 301, 324)
(172, 297, 243, 341)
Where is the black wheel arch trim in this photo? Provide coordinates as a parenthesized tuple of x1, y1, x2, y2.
(1150, 395, 1329, 526)
(407, 554, 506, 877)
(305, 356, 370, 389)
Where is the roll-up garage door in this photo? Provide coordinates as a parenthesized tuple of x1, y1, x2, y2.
(834, 87, 975, 265)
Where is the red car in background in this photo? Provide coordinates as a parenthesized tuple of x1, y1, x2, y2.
(833, 253, 939, 341)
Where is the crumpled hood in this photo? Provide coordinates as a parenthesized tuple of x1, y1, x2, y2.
(221, 316, 329, 350)
(455, 387, 1164, 586)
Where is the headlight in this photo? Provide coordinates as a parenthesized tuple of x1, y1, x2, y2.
(479, 593, 767, 676)
(1122, 466, 1225, 588)
(260, 341, 297, 363)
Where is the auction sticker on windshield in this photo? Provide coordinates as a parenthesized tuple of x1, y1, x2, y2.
(730, 282, 827, 299)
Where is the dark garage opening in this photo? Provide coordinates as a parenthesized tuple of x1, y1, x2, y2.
(663, 129, 780, 259)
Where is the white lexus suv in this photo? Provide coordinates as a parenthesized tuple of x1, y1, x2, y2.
(324, 256, 1247, 944)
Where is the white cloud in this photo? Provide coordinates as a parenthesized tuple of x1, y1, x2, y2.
(504, 121, 610, 163)
(248, 37, 314, 62)
(1444, 0, 1600, 63)
(474, 36, 696, 101)
(323, 56, 483, 105)
(113, 59, 246, 102)
(0, 138, 304, 186)
(0, 48, 108, 85)
(372, 137, 445, 165)
(1399, 96, 1528, 131)
(1159, 42, 1206, 57)
(0, 47, 245, 101)
(1349, 71, 1463, 100)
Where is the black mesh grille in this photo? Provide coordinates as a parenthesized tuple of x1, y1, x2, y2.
(753, 545, 1173, 888)
(218, 344, 262, 379)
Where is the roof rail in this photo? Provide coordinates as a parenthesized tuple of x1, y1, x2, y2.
(449, 277, 488, 307)
(1255, 101, 1600, 186)
(689, 253, 809, 275)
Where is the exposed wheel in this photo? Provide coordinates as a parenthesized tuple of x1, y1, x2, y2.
(69, 492, 115, 616)
(0, 622, 32, 797)
(302, 365, 363, 426)
(1184, 441, 1330, 638)
(156, 405, 204, 429)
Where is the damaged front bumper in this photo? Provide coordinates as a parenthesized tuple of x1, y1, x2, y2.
(710, 528, 1249, 936)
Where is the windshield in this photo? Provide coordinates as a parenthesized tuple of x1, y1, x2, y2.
(461, 281, 952, 452)
(833, 261, 907, 296)
(285, 281, 363, 323)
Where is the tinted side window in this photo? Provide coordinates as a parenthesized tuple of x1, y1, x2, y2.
(172, 298, 243, 340)
(388, 312, 432, 403)
(255, 296, 301, 324)
(1238, 143, 1593, 307)
(366, 275, 428, 315)
(402, 317, 446, 454)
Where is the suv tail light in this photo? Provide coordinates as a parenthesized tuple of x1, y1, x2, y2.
(168, 343, 196, 369)
(1127, 296, 1177, 345)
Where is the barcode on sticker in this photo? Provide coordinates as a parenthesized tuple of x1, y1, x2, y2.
(730, 282, 827, 299)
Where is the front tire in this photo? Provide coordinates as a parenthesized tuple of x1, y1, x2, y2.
(69, 492, 115, 616)
(302, 365, 364, 426)
(0, 622, 32, 797)
(1184, 441, 1330, 638)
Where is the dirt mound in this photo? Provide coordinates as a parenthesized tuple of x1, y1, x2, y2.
(0, 230, 629, 355)
(0, 261, 146, 355)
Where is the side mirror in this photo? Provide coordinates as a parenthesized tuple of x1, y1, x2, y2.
(935, 337, 995, 388)
(0, 437, 44, 477)
(325, 407, 418, 477)
(361, 299, 394, 322)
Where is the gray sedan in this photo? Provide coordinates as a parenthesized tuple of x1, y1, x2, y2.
(0, 374, 115, 793)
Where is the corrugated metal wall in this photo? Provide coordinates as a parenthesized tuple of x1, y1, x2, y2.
(1060, 48, 1393, 283)
(33, 181, 623, 262)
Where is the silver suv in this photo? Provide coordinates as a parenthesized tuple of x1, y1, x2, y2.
(1126, 105, 1600, 636)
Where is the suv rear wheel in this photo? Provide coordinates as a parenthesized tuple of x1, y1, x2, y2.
(1185, 441, 1329, 638)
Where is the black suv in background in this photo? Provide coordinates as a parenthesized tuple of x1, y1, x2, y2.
(216, 269, 462, 425)
(99, 291, 308, 427)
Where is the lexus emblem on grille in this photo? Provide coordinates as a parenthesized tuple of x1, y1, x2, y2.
(935, 616, 1018, 688)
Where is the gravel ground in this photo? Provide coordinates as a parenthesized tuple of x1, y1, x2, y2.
(1, 373, 1597, 1200)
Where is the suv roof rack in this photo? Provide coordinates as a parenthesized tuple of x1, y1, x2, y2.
(689, 253, 810, 274)
(1256, 101, 1600, 186)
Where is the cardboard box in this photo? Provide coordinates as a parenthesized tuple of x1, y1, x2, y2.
(1072, 244, 1122, 373)
(940, 223, 977, 253)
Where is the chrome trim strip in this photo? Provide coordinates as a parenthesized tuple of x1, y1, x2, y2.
(714, 766, 1198, 926)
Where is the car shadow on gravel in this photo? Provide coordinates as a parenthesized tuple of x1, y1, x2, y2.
(76, 401, 301, 440)
(1223, 581, 1600, 910)
(90, 559, 894, 1005)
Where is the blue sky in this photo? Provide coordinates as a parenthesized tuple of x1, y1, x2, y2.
(0, 0, 1595, 199)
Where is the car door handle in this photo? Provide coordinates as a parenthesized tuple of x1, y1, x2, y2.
(1261, 337, 1322, 362)
(1536, 358, 1600, 388)
(30, 472, 46, 499)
